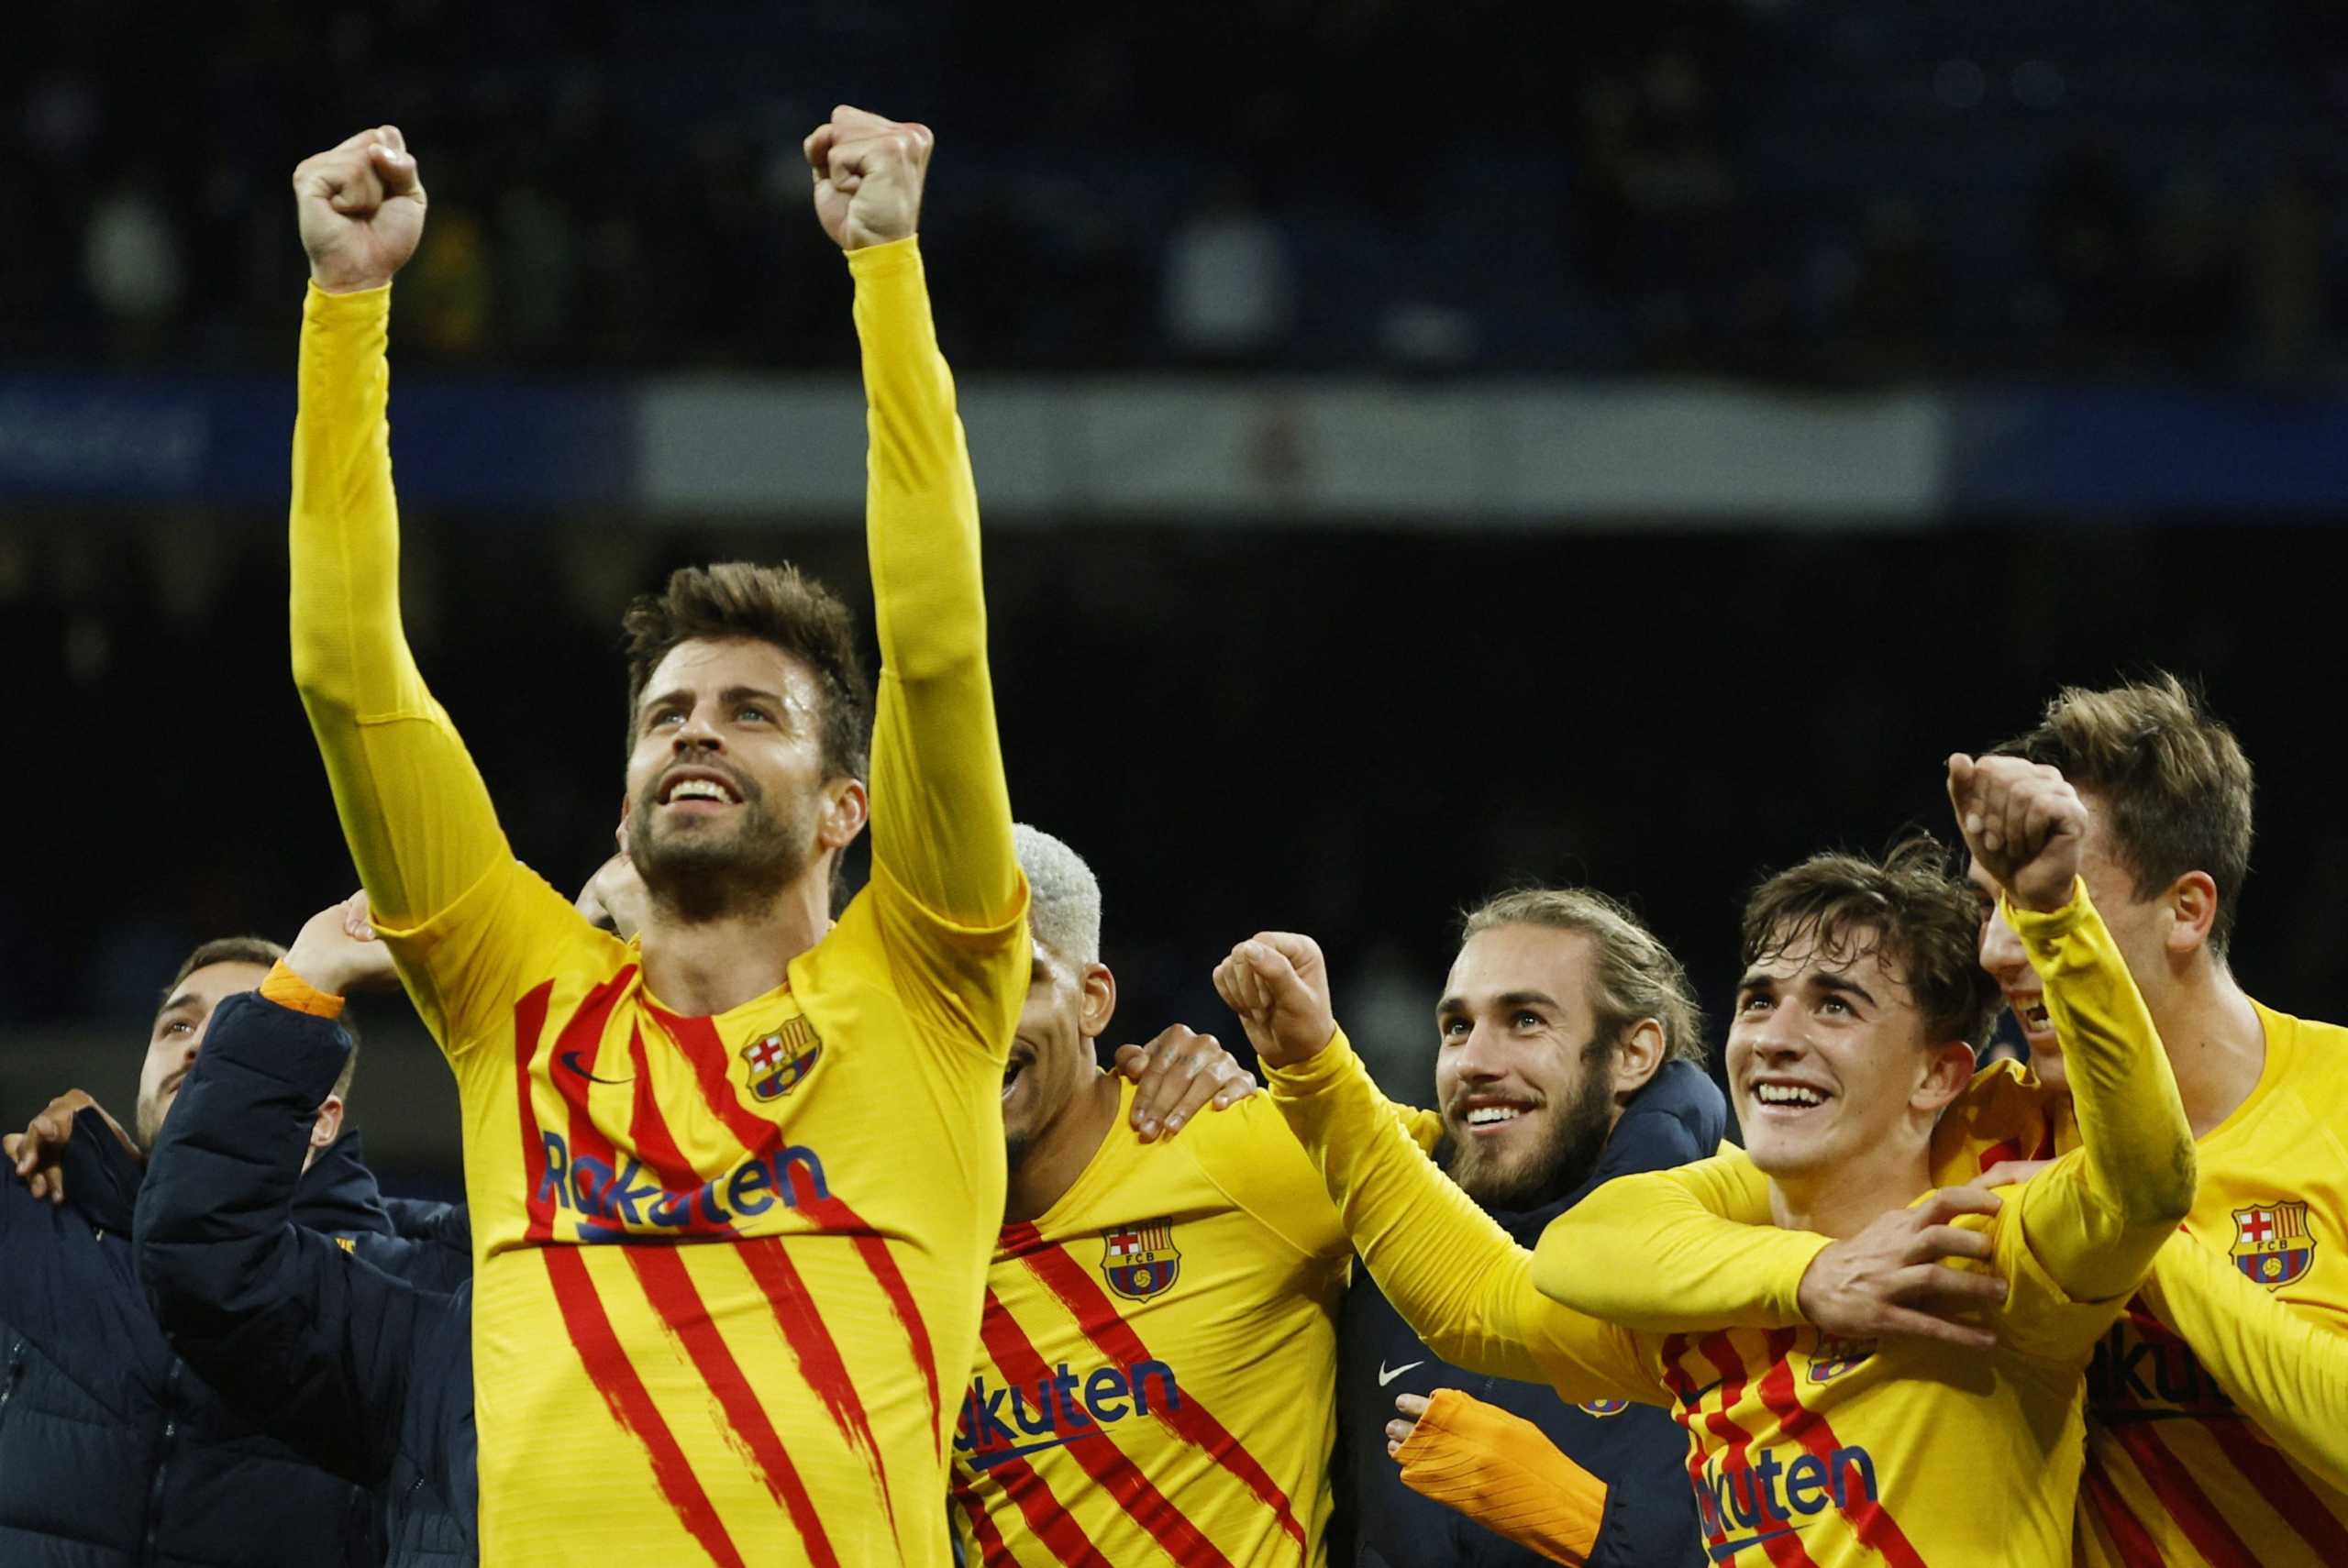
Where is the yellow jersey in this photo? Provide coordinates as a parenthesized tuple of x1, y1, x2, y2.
(950, 1081, 1352, 1567)
(290, 240, 1026, 1566)
(1277, 889, 2194, 1568)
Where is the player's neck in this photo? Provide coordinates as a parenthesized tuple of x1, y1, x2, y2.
(2150, 961, 2265, 1137)
(637, 884, 829, 1017)
(1003, 1071, 1124, 1227)
(1767, 1144, 1932, 1241)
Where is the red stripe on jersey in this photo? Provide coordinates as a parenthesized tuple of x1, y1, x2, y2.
(2203, 1418, 2348, 1560)
(950, 1475, 1022, 1568)
(1751, 1328, 1928, 1568)
(548, 970, 649, 1241)
(543, 1246, 747, 1568)
(988, 1452, 1117, 1568)
(623, 1021, 702, 1192)
(515, 981, 557, 1242)
(973, 1286, 1232, 1567)
(1018, 1246, 1307, 1556)
(625, 1245, 840, 1567)
(1688, 1333, 1816, 1568)
(1977, 1139, 2021, 1173)
(2112, 1424, 2263, 1568)
(655, 1005, 945, 1448)
(737, 1235, 898, 1532)
(2080, 1449, 2166, 1566)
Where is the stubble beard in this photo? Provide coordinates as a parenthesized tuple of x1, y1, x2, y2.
(632, 782, 817, 925)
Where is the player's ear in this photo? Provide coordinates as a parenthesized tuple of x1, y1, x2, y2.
(817, 778, 869, 853)
(1609, 1019, 1668, 1105)
(1914, 1041, 1976, 1116)
(309, 1093, 346, 1152)
(1080, 962, 1117, 1040)
(2164, 870, 2219, 957)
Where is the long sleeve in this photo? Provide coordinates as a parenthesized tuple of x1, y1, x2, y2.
(1395, 1389, 1610, 1566)
(1532, 1146, 1822, 1331)
(1268, 1032, 1663, 1407)
(288, 283, 528, 1044)
(132, 989, 422, 1487)
(2139, 1231, 2348, 1487)
(2002, 883, 2197, 1307)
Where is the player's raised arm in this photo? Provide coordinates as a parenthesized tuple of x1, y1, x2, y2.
(1217, 934, 1663, 1408)
(809, 107, 1021, 945)
(287, 127, 512, 1008)
(1949, 755, 2197, 1310)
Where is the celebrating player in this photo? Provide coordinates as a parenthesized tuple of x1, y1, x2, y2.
(288, 109, 1026, 1565)
(1551, 678, 2348, 1564)
(1218, 771, 2198, 1567)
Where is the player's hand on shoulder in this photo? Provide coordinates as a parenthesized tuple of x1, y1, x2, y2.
(803, 105, 932, 251)
(576, 844, 650, 942)
(1112, 1024, 1258, 1143)
(1795, 1187, 2010, 1350)
(293, 125, 427, 293)
(285, 889, 400, 999)
(1212, 933, 1337, 1069)
(1946, 753, 2087, 914)
(6, 1089, 138, 1205)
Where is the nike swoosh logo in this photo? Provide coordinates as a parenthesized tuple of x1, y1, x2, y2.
(558, 1051, 636, 1086)
(1379, 1360, 1425, 1387)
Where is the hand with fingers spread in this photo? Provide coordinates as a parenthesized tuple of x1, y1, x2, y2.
(1111, 1024, 1259, 1143)
(284, 889, 402, 999)
(1947, 753, 2088, 914)
(1794, 1186, 2011, 1348)
(1212, 933, 1337, 1069)
(803, 105, 933, 251)
(292, 125, 427, 293)
(6, 1090, 138, 1206)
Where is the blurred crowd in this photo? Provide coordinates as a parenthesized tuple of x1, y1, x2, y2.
(7, 0, 2345, 380)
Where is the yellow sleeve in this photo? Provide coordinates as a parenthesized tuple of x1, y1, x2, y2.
(1267, 1032, 1664, 1408)
(288, 283, 557, 1047)
(1995, 882, 2197, 1353)
(1186, 1094, 1351, 1264)
(847, 240, 1025, 1053)
(1396, 1389, 1608, 1567)
(2138, 1231, 2348, 1488)
(1532, 1143, 1824, 1331)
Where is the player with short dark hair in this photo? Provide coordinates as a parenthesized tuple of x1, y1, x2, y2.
(1222, 758, 2197, 1568)
(288, 106, 1028, 1564)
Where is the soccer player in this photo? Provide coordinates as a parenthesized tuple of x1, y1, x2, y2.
(288, 109, 1027, 1565)
(1335, 889, 1721, 1568)
(1215, 759, 2198, 1568)
(951, 825, 1358, 1563)
(1549, 678, 2348, 1564)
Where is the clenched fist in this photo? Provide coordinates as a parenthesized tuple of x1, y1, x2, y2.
(1212, 933, 1337, 1068)
(1946, 753, 2088, 913)
(293, 125, 427, 293)
(803, 105, 932, 252)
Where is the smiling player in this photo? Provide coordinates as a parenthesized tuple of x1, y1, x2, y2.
(288, 109, 1024, 1566)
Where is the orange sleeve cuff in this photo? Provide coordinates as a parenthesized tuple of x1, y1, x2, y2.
(1397, 1389, 1607, 1566)
(261, 959, 347, 1019)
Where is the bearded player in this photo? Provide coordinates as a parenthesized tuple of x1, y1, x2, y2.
(289, 111, 1025, 1566)
(1546, 678, 2348, 1565)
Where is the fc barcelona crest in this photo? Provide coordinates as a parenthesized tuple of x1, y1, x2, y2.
(742, 1019, 823, 1102)
(1808, 1333, 1877, 1384)
(2231, 1200, 2316, 1288)
(1101, 1220, 1181, 1300)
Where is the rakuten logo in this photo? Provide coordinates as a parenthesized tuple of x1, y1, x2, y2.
(1693, 1443, 1877, 1562)
(536, 1131, 828, 1233)
(953, 1360, 1181, 1469)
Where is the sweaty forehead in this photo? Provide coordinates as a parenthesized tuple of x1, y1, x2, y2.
(641, 637, 814, 705)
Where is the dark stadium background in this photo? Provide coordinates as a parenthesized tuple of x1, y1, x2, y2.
(6, 1, 2346, 1195)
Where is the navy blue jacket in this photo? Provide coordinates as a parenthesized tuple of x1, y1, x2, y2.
(0, 1092, 400, 1565)
(1333, 1059, 1724, 1568)
(132, 992, 476, 1568)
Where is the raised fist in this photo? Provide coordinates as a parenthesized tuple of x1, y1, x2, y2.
(293, 125, 427, 293)
(803, 105, 932, 252)
(1212, 933, 1338, 1069)
(1947, 753, 2088, 914)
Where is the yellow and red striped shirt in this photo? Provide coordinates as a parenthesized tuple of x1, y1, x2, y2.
(291, 239, 1025, 1566)
(950, 1082, 1353, 1566)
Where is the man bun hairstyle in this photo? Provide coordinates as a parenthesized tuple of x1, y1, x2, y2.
(1741, 835, 1999, 1052)
(163, 935, 360, 1104)
(1461, 887, 1707, 1068)
(1990, 672, 2254, 955)
(621, 562, 873, 784)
